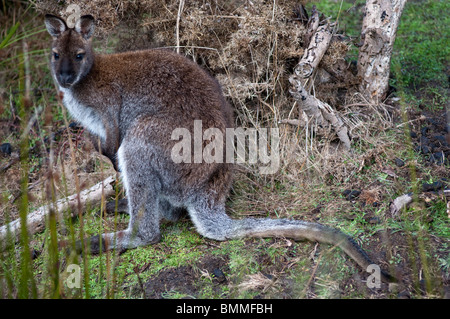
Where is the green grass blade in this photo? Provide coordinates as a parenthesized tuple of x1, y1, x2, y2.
(0, 21, 20, 49)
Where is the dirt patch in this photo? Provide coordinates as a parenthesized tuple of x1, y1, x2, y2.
(142, 255, 229, 299)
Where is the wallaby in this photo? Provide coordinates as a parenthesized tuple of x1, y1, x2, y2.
(45, 14, 394, 283)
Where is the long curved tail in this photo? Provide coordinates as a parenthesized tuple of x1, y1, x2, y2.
(189, 208, 395, 283)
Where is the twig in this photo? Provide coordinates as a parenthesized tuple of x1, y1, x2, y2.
(0, 152, 19, 173)
(279, 119, 304, 126)
(175, 0, 185, 54)
(302, 244, 322, 297)
(396, 115, 426, 128)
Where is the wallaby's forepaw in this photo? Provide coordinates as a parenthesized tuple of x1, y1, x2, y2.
(76, 235, 105, 255)
(105, 198, 129, 215)
(59, 235, 127, 256)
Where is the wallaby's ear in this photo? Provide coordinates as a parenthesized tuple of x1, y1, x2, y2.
(44, 14, 67, 38)
(75, 15, 95, 40)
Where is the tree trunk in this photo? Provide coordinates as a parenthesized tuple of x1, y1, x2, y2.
(357, 0, 407, 103)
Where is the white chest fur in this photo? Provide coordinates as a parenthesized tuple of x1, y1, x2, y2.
(60, 88, 106, 141)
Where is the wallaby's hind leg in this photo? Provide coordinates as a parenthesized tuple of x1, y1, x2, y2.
(74, 199, 185, 255)
(187, 200, 237, 241)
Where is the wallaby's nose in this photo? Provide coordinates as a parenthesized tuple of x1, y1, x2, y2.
(59, 71, 74, 86)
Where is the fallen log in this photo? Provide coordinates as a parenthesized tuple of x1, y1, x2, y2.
(295, 22, 332, 79)
(0, 175, 116, 250)
(288, 77, 351, 150)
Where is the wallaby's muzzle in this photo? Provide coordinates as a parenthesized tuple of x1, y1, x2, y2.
(57, 57, 76, 87)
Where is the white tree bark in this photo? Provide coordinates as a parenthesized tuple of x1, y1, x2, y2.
(357, 0, 407, 103)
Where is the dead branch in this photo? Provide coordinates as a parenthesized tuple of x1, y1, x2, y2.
(303, 5, 319, 47)
(295, 22, 332, 79)
(289, 77, 325, 123)
(0, 152, 19, 173)
(0, 175, 116, 250)
(279, 119, 304, 127)
(288, 77, 351, 150)
(288, 16, 351, 150)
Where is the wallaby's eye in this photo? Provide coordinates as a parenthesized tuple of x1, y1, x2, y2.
(53, 52, 59, 60)
(76, 53, 84, 61)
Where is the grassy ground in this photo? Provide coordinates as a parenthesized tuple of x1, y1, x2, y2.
(0, 1, 448, 299)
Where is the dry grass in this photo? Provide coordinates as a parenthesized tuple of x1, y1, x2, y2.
(236, 272, 279, 294)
